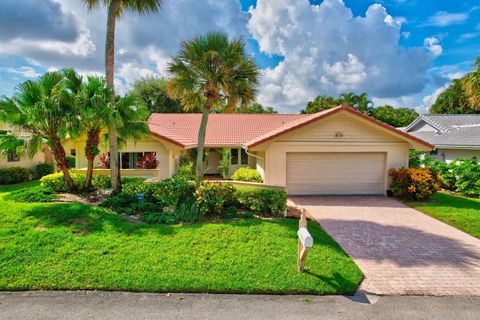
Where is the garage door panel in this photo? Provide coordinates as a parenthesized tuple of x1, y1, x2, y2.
(286, 152, 385, 195)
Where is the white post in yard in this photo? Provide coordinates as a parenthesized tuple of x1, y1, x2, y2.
(297, 209, 313, 272)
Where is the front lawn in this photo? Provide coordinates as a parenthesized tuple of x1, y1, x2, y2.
(408, 192, 480, 239)
(0, 182, 362, 294)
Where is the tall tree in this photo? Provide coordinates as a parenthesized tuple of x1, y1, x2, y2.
(301, 95, 339, 114)
(462, 57, 480, 112)
(131, 77, 186, 114)
(0, 71, 77, 190)
(372, 105, 419, 127)
(85, 0, 162, 193)
(430, 79, 470, 114)
(167, 32, 260, 183)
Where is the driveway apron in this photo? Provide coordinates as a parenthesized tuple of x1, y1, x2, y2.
(289, 197, 480, 296)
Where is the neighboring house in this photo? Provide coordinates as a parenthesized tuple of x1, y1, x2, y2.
(66, 106, 432, 196)
(404, 114, 480, 163)
(0, 124, 53, 171)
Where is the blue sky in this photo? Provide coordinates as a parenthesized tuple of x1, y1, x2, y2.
(0, 0, 479, 113)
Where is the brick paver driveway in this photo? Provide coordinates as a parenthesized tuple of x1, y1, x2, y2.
(289, 197, 480, 296)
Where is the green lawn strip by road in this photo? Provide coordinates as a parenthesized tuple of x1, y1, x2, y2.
(408, 192, 480, 239)
(0, 182, 362, 294)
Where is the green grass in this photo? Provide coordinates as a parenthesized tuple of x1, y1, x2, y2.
(408, 192, 480, 239)
(0, 182, 363, 294)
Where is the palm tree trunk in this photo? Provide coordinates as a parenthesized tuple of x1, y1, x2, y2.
(84, 129, 100, 190)
(195, 98, 213, 184)
(50, 138, 75, 191)
(105, 0, 122, 194)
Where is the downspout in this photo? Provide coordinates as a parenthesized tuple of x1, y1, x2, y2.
(241, 145, 264, 161)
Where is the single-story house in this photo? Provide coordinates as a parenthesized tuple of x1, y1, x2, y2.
(0, 124, 53, 171)
(404, 114, 480, 163)
(66, 105, 432, 196)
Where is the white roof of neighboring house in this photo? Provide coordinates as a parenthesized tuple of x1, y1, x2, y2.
(404, 114, 480, 150)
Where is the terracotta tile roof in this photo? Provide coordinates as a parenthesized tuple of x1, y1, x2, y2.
(148, 113, 306, 147)
(148, 106, 433, 149)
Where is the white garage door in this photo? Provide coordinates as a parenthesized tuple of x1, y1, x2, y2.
(286, 152, 386, 195)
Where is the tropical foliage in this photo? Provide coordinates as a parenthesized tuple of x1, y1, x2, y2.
(372, 105, 419, 128)
(0, 70, 77, 190)
(131, 77, 186, 114)
(167, 32, 260, 182)
(218, 148, 231, 179)
(421, 157, 480, 198)
(302, 92, 373, 115)
(431, 56, 480, 114)
(301, 93, 418, 127)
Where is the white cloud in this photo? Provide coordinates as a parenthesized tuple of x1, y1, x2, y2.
(248, 0, 434, 112)
(424, 37, 443, 58)
(424, 11, 469, 27)
(5, 66, 40, 78)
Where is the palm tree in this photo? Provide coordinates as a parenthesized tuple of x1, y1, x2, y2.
(74, 75, 149, 190)
(167, 32, 260, 183)
(0, 71, 77, 190)
(462, 57, 480, 112)
(84, 0, 162, 193)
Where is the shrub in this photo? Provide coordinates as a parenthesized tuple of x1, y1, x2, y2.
(142, 212, 177, 225)
(235, 187, 287, 217)
(66, 155, 76, 169)
(99, 192, 139, 211)
(175, 161, 195, 181)
(40, 172, 86, 192)
(231, 167, 262, 183)
(5, 186, 56, 203)
(0, 167, 30, 184)
(175, 198, 201, 223)
(421, 157, 480, 198)
(389, 167, 441, 200)
(92, 175, 111, 190)
(36, 163, 54, 178)
(122, 177, 195, 207)
(195, 182, 236, 215)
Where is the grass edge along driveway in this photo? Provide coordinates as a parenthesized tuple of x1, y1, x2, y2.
(407, 192, 480, 239)
(0, 182, 363, 295)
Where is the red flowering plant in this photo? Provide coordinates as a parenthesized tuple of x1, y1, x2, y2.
(137, 152, 158, 169)
(389, 167, 441, 200)
(99, 153, 110, 169)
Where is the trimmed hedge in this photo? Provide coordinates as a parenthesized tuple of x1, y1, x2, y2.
(231, 167, 263, 183)
(122, 177, 195, 207)
(235, 187, 287, 217)
(0, 167, 30, 185)
(92, 175, 111, 190)
(40, 172, 85, 192)
(36, 163, 54, 178)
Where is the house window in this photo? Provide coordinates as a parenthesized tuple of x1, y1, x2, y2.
(70, 149, 76, 156)
(240, 149, 248, 165)
(120, 152, 158, 169)
(231, 149, 239, 165)
(7, 151, 20, 162)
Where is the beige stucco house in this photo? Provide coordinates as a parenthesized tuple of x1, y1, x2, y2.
(0, 124, 53, 171)
(66, 106, 432, 196)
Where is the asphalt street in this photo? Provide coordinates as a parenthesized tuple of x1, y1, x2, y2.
(1, 291, 479, 320)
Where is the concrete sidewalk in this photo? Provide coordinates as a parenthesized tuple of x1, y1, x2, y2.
(1, 291, 479, 320)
